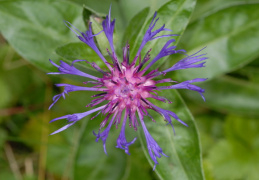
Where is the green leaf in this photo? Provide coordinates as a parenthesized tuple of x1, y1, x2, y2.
(207, 115, 259, 180)
(121, 144, 155, 180)
(121, 7, 150, 49)
(191, 0, 259, 22)
(225, 115, 259, 157)
(0, 1, 84, 72)
(138, 90, 204, 180)
(176, 4, 259, 80)
(72, 121, 128, 180)
(0, 129, 7, 150)
(0, 75, 11, 109)
(184, 76, 259, 116)
(55, 42, 108, 76)
(195, 114, 224, 156)
(47, 90, 129, 179)
(56, 42, 98, 61)
(123, 0, 196, 68)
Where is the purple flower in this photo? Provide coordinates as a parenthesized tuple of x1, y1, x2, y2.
(49, 8, 207, 169)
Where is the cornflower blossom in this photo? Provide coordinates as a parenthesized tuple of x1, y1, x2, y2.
(48, 7, 207, 169)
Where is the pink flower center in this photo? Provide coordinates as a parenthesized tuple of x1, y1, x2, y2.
(103, 65, 155, 111)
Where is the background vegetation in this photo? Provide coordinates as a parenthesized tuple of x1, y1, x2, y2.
(0, 0, 259, 179)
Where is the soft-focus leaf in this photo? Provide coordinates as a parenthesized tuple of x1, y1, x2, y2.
(0, 129, 7, 150)
(195, 114, 224, 156)
(207, 115, 259, 180)
(176, 4, 259, 80)
(225, 115, 259, 157)
(0, 169, 16, 180)
(20, 114, 46, 151)
(184, 76, 259, 116)
(56, 42, 98, 61)
(0, 129, 15, 180)
(191, 0, 259, 22)
(121, 7, 150, 49)
(72, 121, 128, 180)
(0, 1, 84, 72)
(47, 89, 95, 177)
(236, 66, 259, 84)
(55, 43, 105, 79)
(0, 45, 45, 108)
(122, 144, 154, 180)
(139, 90, 204, 180)
(124, 0, 196, 68)
(0, 76, 11, 108)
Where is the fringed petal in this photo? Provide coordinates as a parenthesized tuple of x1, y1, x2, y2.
(137, 109, 168, 170)
(116, 110, 137, 154)
(49, 105, 106, 134)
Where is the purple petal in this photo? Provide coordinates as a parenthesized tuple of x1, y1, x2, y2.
(142, 39, 185, 72)
(93, 113, 117, 155)
(64, 20, 112, 70)
(102, 6, 116, 54)
(132, 12, 178, 65)
(163, 47, 207, 73)
(147, 101, 188, 128)
(157, 78, 207, 101)
(48, 59, 100, 80)
(137, 109, 167, 170)
(50, 121, 76, 135)
(116, 111, 137, 154)
(49, 105, 105, 134)
(49, 84, 107, 109)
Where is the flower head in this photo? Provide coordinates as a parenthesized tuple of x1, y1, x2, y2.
(49, 8, 207, 169)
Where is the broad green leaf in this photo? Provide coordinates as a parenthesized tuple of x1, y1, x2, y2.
(56, 42, 98, 61)
(207, 115, 259, 180)
(138, 90, 204, 180)
(0, 1, 84, 72)
(55, 42, 109, 76)
(176, 4, 259, 80)
(191, 0, 259, 22)
(122, 7, 150, 47)
(123, 0, 196, 68)
(184, 76, 259, 116)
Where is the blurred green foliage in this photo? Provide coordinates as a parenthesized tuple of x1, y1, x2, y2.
(0, 0, 259, 179)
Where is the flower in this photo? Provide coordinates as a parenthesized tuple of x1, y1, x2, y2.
(48, 7, 207, 169)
